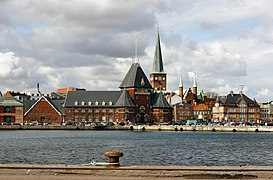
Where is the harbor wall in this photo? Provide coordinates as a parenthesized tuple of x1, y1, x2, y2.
(1, 125, 273, 132)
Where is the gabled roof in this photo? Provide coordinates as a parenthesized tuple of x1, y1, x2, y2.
(24, 96, 64, 116)
(64, 91, 122, 107)
(224, 92, 259, 107)
(152, 29, 164, 73)
(119, 63, 152, 89)
(115, 90, 135, 108)
(151, 92, 172, 108)
(0, 96, 23, 106)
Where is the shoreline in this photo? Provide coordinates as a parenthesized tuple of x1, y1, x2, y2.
(0, 164, 272, 180)
(1, 124, 273, 132)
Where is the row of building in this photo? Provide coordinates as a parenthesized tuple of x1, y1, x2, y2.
(0, 30, 272, 125)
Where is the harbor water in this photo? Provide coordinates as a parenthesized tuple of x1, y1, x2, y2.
(0, 130, 273, 166)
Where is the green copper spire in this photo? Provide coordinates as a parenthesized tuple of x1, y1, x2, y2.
(152, 28, 164, 73)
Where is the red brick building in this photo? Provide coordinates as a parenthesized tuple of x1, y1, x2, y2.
(24, 96, 64, 124)
(64, 29, 172, 125)
(212, 91, 260, 123)
(0, 92, 24, 124)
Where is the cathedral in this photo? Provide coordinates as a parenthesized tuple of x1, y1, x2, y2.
(64, 30, 172, 125)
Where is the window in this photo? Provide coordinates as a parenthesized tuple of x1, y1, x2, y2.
(81, 101, 85, 105)
(75, 101, 78, 105)
(102, 101, 106, 105)
(4, 107, 12, 113)
(109, 101, 113, 105)
(95, 101, 99, 105)
(88, 101, 92, 105)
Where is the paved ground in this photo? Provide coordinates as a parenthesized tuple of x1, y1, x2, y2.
(0, 164, 272, 179)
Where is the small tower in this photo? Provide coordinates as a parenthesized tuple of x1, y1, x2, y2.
(150, 27, 167, 92)
(179, 76, 183, 99)
(193, 76, 197, 95)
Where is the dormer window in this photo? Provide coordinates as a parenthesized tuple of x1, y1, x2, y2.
(81, 101, 85, 105)
(74, 101, 78, 105)
(95, 101, 99, 105)
(102, 101, 106, 105)
(141, 78, 145, 86)
(88, 101, 92, 105)
(109, 101, 113, 105)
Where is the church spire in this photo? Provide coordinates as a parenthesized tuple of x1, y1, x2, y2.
(152, 27, 164, 73)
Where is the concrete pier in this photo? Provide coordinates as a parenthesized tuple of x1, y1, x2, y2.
(0, 164, 272, 179)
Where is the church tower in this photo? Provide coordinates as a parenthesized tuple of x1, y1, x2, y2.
(150, 28, 167, 92)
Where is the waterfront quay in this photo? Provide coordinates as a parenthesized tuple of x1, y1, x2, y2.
(1, 124, 273, 132)
(0, 164, 272, 180)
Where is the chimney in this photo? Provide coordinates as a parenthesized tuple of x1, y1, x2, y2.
(37, 83, 42, 96)
(230, 91, 234, 96)
(179, 76, 183, 99)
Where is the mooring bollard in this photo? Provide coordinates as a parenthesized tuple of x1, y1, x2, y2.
(104, 151, 123, 166)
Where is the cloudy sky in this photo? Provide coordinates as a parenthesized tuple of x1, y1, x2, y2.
(0, 0, 272, 102)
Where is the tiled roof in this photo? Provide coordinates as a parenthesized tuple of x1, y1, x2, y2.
(119, 63, 152, 89)
(64, 91, 122, 107)
(151, 92, 171, 108)
(115, 90, 135, 107)
(224, 93, 259, 107)
(0, 96, 23, 106)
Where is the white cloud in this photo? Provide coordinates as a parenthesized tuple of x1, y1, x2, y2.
(0, 52, 24, 78)
(0, 0, 272, 102)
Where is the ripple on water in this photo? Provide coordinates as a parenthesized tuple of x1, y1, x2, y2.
(0, 130, 273, 166)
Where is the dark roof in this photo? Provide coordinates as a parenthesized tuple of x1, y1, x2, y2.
(151, 92, 171, 108)
(115, 90, 135, 107)
(119, 63, 152, 89)
(49, 99, 65, 115)
(224, 93, 259, 107)
(23, 100, 36, 113)
(64, 91, 122, 107)
(152, 30, 164, 73)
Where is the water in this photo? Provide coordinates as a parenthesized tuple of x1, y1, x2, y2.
(0, 130, 273, 166)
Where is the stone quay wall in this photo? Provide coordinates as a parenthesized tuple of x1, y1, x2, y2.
(1, 124, 273, 132)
